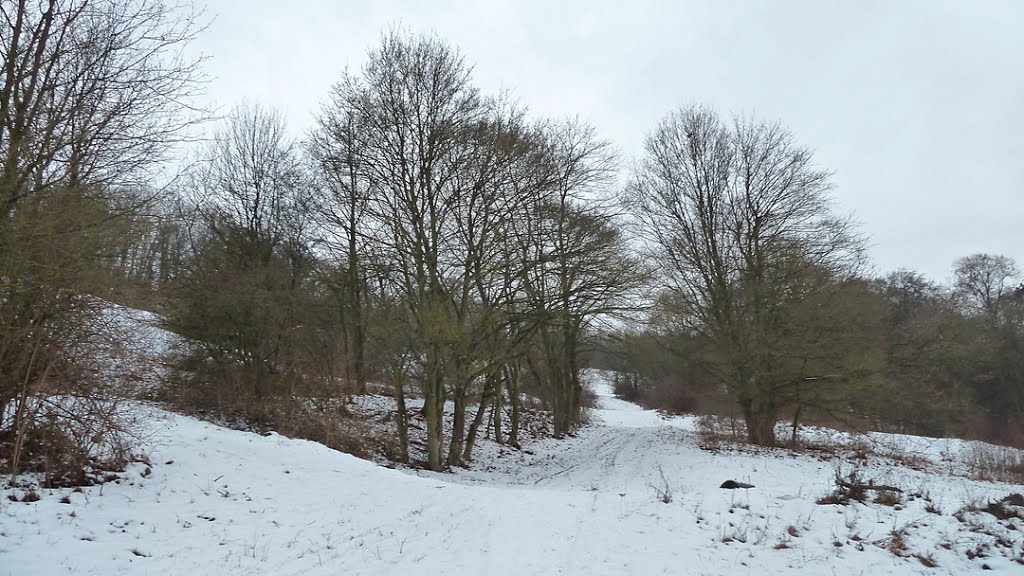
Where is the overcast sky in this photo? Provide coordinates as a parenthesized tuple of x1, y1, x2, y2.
(193, 0, 1023, 283)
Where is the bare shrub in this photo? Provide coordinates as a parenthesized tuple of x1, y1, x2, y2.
(277, 401, 398, 462)
(576, 383, 599, 428)
(159, 373, 395, 463)
(612, 372, 644, 403)
(2, 313, 146, 488)
(3, 395, 140, 488)
(696, 414, 743, 450)
(797, 435, 874, 463)
(960, 493, 1024, 522)
(648, 464, 674, 504)
(642, 375, 700, 415)
(817, 467, 903, 506)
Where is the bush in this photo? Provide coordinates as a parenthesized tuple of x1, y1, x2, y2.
(157, 371, 394, 462)
(2, 396, 139, 488)
(694, 414, 746, 450)
(613, 372, 644, 403)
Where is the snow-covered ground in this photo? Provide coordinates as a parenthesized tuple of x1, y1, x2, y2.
(3, 372, 1023, 575)
(86, 302, 181, 395)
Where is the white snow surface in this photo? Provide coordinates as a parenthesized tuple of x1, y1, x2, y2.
(3, 372, 1024, 575)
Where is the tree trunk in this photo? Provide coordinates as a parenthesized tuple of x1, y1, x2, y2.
(790, 383, 802, 446)
(551, 355, 573, 438)
(552, 369, 567, 438)
(790, 403, 801, 446)
(463, 373, 501, 461)
(353, 322, 366, 395)
(566, 322, 582, 428)
(347, 214, 366, 395)
(491, 389, 503, 445)
(253, 358, 268, 399)
(741, 396, 778, 447)
(423, 350, 445, 471)
(505, 363, 521, 448)
(446, 391, 467, 467)
(394, 373, 409, 463)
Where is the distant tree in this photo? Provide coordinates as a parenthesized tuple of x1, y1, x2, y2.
(881, 269, 946, 330)
(195, 103, 307, 264)
(953, 253, 1019, 322)
(952, 254, 1024, 437)
(868, 270, 966, 436)
(626, 106, 868, 446)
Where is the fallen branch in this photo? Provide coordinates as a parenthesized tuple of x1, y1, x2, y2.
(835, 472, 903, 494)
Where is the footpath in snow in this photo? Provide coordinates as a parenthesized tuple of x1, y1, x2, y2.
(2, 371, 1023, 575)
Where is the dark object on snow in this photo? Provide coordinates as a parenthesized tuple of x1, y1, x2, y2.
(720, 480, 755, 489)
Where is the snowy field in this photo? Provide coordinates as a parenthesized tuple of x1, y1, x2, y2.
(3, 371, 1023, 575)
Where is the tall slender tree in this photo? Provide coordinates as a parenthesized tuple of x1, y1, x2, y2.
(321, 29, 490, 470)
(521, 119, 645, 437)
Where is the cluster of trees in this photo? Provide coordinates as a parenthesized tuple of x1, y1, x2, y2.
(617, 254, 1024, 447)
(615, 108, 1023, 445)
(139, 32, 643, 471)
(3, 2, 1020, 485)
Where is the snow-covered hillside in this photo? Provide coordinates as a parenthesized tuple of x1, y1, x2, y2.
(2, 373, 1022, 575)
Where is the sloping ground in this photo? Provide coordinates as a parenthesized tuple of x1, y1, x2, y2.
(85, 302, 180, 395)
(3, 371, 1023, 575)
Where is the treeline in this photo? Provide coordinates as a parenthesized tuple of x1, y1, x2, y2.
(606, 108, 1024, 447)
(122, 32, 644, 471)
(3, 2, 1021, 486)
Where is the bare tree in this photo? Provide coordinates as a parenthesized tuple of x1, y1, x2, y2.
(194, 103, 307, 260)
(321, 29, 490, 471)
(169, 103, 314, 404)
(953, 253, 1019, 322)
(519, 119, 646, 437)
(626, 105, 866, 446)
(1, 0, 205, 212)
(308, 99, 372, 394)
(0, 0, 206, 482)
(317, 30, 641, 468)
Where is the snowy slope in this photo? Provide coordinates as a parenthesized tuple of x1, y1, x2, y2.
(87, 302, 181, 395)
(2, 374, 1023, 575)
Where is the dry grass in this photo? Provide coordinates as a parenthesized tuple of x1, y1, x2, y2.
(887, 525, 910, 557)
(915, 552, 939, 567)
(961, 444, 1024, 484)
(874, 490, 903, 507)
